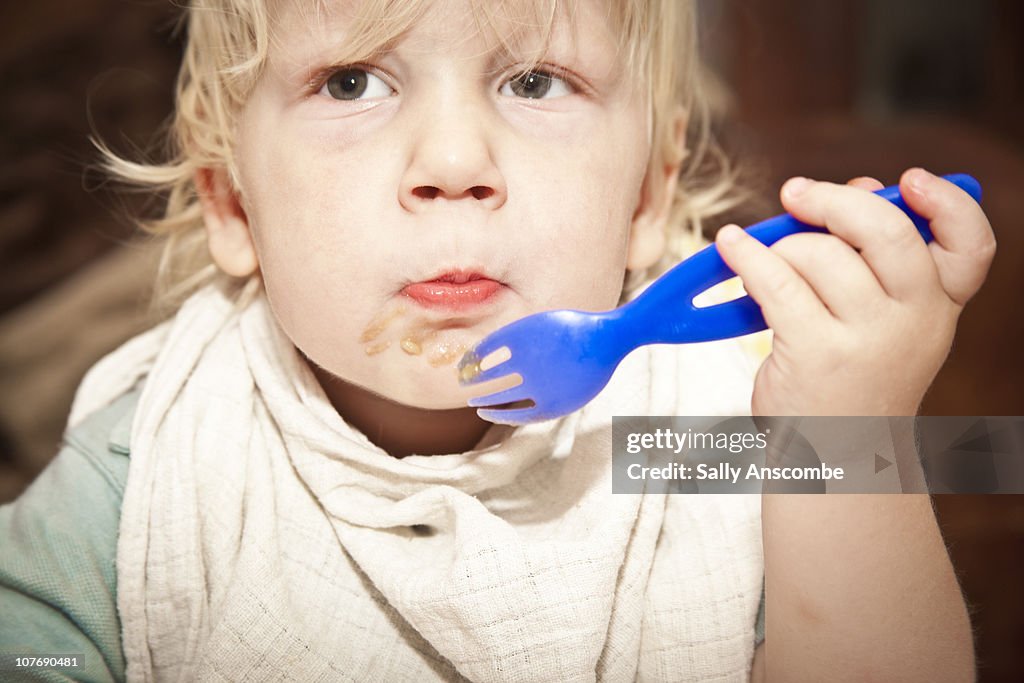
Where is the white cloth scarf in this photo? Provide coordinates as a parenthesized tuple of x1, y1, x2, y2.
(69, 283, 763, 682)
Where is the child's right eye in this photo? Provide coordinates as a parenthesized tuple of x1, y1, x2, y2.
(319, 68, 394, 101)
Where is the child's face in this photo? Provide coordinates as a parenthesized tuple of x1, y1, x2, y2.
(221, 0, 668, 410)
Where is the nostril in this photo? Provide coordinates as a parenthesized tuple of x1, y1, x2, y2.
(412, 186, 440, 200)
(411, 186, 495, 201)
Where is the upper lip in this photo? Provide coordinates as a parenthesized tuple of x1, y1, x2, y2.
(412, 268, 501, 285)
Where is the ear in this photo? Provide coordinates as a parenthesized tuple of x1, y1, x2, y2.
(626, 107, 687, 271)
(195, 167, 259, 278)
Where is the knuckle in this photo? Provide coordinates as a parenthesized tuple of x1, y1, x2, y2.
(818, 234, 852, 265)
(879, 215, 918, 244)
(772, 232, 815, 259)
(794, 233, 850, 275)
(762, 270, 800, 301)
(820, 186, 843, 218)
(969, 231, 997, 266)
(848, 176, 882, 191)
(791, 233, 855, 276)
(935, 182, 981, 218)
(932, 181, 964, 212)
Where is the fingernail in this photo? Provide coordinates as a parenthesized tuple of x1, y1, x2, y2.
(907, 168, 934, 195)
(784, 177, 812, 198)
(717, 224, 744, 244)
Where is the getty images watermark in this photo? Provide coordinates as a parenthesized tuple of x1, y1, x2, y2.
(611, 416, 1024, 494)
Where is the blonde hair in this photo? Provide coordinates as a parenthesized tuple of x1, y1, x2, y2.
(97, 0, 743, 309)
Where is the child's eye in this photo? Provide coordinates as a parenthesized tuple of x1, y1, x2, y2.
(320, 68, 394, 101)
(500, 69, 574, 100)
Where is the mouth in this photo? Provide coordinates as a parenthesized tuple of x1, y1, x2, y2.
(401, 269, 505, 311)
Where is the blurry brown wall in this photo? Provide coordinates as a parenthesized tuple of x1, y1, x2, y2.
(0, 0, 180, 314)
(0, 0, 180, 502)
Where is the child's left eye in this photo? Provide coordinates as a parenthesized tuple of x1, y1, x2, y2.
(319, 68, 394, 101)
(499, 69, 574, 100)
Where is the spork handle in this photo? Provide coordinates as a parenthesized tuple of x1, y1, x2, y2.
(623, 173, 982, 345)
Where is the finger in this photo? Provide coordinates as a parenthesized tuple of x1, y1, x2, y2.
(780, 177, 940, 302)
(899, 168, 996, 305)
(716, 224, 834, 333)
(770, 232, 886, 322)
(847, 176, 885, 192)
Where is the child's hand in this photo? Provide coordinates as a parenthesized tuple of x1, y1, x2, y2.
(716, 168, 996, 416)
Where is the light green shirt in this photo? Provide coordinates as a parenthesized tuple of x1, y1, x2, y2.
(0, 389, 136, 682)
(0, 389, 764, 682)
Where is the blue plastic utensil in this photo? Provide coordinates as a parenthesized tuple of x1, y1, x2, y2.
(458, 174, 983, 425)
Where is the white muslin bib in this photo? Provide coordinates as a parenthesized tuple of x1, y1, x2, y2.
(69, 283, 763, 682)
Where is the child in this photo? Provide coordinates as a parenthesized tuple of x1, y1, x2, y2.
(0, 0, 991, 681)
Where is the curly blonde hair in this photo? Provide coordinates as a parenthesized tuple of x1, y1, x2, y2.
(97, 0, 744, 309)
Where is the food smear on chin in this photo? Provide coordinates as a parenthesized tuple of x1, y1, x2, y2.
(400, 338, 423, 355)
(428, 340, 467, 368)
(360, 304, 406, 350)
(359, 303, 470, 370)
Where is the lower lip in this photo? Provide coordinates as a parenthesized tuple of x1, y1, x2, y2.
(402, 279, 503, 310)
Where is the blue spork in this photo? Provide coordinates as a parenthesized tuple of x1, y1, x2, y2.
(457, 174, 983, 425)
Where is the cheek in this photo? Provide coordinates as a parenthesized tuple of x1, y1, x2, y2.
(242, 134, 396, 284)
(236, 147, 388, 351)
(245, 146, 345, 261)
(514, 137, 644, 309)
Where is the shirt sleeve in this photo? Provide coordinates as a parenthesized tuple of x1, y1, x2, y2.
(0, 391, 136, 683)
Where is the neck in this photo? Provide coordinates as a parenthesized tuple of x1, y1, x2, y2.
(310, 364, 497, 458)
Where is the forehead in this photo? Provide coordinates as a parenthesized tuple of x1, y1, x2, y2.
(268, 0, 622, 75)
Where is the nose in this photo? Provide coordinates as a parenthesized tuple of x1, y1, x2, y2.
(398, 93, 507, 212)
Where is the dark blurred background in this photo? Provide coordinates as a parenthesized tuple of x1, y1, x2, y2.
(0, 0, 1021, 679)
